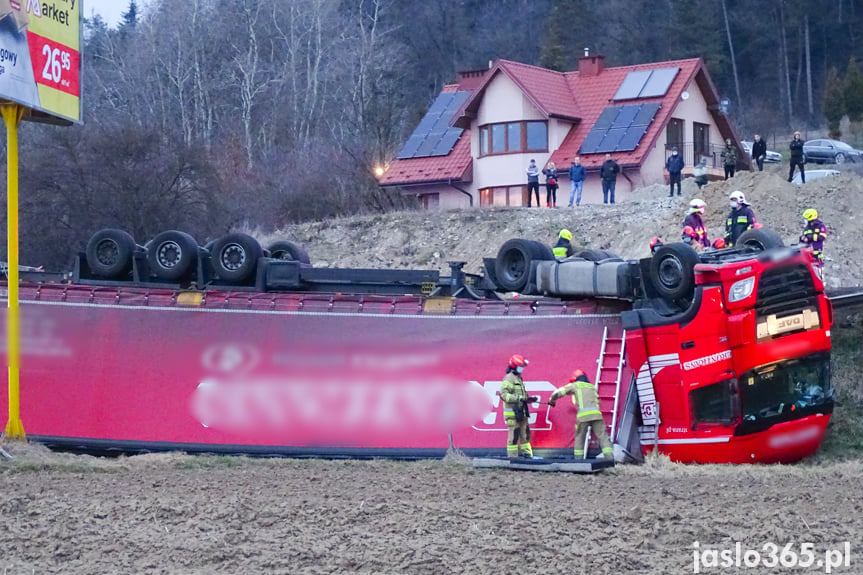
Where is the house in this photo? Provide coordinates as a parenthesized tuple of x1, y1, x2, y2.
(378, 53, 747, 208)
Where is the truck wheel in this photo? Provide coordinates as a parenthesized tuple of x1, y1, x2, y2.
(735, 228, 784, 252)
(210, 233, 262, 282)
(529, 240, 556, 261)
(85, 229, 135, 278)
(575, 249, 610, 262)
(267, 240, 311, 264)
(147, 231, 198, 281)
(649, 243, 699, 300)
(495, 239, 535, 292)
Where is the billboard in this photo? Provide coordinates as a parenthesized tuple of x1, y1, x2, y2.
(0, 0, 80, 123)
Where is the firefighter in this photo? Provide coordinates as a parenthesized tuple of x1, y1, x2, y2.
(500, 354, 539, 459)
(548, 369, 613, 460)
(553, 229, 574, 258)
(799, 208, 827, 269)
(723, 191, 756, 247)
(649, 236, 663, 254)
(683, 199, 710, 248)
(681, 226, 702, 252)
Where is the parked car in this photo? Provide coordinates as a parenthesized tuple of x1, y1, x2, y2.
(802, 139, 862, 164)
(791, 169, 840, 184)
(741, 141, 782, 163)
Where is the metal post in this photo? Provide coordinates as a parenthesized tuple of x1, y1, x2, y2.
(3, 103, 25, 439)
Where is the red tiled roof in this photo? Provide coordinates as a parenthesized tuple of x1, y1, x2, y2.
(549, 58, 703, 170)
(378, 130, 472, 186)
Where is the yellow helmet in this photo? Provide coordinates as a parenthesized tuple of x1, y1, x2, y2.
(803, 208, 818, 221)
(559, 229, 573, 240)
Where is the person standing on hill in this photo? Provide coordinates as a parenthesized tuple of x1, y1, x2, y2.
(600, 153, 620, 204)
(789, 131, 806, 183)
(548, 369, 613, 460)
(665, 147, 684, 197)
(692, 157, 708, 189)
(568, 156, 585, 207)
(543, 161, 558, 207)
(721, 139, 737, 180)
(751, 134, 767, 171)
(683, 199, 710, 248)
(526, 159, 540, 207)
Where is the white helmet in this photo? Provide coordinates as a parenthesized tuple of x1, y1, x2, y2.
(729, 190, 746, 206)
(689, 199, 705, 214)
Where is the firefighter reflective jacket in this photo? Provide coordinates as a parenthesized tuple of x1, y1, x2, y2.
(683, 212, 710, 248)
(800, 218, 827, 261)
(550, 376, 603, 423)
(501, 372, 528, 419)
(553, 236, 574, 258)
(724, 205, 756, 246)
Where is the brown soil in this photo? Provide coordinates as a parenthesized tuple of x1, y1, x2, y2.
(1, 441, 861, 574)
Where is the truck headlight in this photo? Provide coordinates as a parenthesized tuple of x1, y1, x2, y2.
(728, 277, 755, 302)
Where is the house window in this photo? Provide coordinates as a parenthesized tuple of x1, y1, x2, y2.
(694, 122, 710, 162)
(666, 118, 684, 149)
(421, 193, 440, 210)
(479, 186, 524, 207)
(479, 121, 548, 156)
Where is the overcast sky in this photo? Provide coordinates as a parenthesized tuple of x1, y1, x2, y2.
(84, 0, 150, 28)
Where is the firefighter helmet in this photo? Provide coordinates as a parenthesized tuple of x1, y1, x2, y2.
(689, 199, 706, 214)
(712, 237, 726, 249)
(729, 190, 746, 205)
(569, 369, 588, 382)
(649, 237, 663, 253)
(803, 208, 818, 221)
(559, 229, 573, 241)
(508, 354, 528, 369)
(753, 221, 763, 229)
(682, 226, 697, 241)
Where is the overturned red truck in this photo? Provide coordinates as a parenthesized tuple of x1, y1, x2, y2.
(1, 226, 833, 463)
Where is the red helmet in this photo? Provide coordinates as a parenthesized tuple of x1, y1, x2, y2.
(649, 237, 663, 252)
(712, 238, 726, 249)
(682, 225, 697, 239)
(752, 222, 763, 229)
(508, 354, 528, 368)
(569, 369, 588, 382)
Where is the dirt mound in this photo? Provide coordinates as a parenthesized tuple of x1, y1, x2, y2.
(263, 165, 862, 288)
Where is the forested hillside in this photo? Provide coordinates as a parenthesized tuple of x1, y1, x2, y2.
(5, 0, 863, 270)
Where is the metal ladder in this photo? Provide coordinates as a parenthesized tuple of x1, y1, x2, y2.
(583, 326, 627, 456)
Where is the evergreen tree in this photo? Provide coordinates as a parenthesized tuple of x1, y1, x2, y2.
(843, 58, 863, 123)
(120, 0, 139, 32)
(823, 67, 844, 139)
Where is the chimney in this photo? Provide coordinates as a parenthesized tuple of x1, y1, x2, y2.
(578, 48, 605, 77)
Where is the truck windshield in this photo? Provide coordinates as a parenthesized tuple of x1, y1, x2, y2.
(740, 352, 831, 423)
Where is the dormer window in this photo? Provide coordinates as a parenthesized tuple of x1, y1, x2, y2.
(479, 121, 548, 157)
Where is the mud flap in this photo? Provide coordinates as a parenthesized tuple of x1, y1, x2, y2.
(614, 376, 644, 463)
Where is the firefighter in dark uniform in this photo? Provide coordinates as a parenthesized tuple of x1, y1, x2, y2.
(800, 208, 827, 270)
(548, 369, 613, 460)
(553, 229, 574, 258)
(500, 354, 538, 459)
(724, 190, 756, 247)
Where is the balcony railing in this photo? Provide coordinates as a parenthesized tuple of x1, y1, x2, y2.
(664, 142, 732, 169)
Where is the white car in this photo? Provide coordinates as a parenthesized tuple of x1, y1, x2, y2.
(791, 169, 839, 184)
(741, 141, 782, 163)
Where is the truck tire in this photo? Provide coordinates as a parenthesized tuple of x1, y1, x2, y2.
(495, 239, 535, 292)
(147, 231, 198, 281)
(529, 240, 556, 261)
(267, 240, 311, 264)
(575, 249, 610, 262)
(649, 243, 699, 300)
(210, 233, 262, 282)
(735, 228, 784, 252)
(85, 229, 136, 279)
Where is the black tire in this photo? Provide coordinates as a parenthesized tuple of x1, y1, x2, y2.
(146, 230, 198, 281)
(835, 152, 845, 164)
(529, 240, 556, 261)
(495, 239, 535, 292)
(267, 240, 311, 264)
(85, 229, 135, 278)
(575, 249, 610, 262)
(649, 243, 699, 300)
(735, 228, 784, 252)
(210, 233, 262, 282)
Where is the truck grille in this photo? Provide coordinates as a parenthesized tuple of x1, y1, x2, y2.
(756, 264, 818, 317)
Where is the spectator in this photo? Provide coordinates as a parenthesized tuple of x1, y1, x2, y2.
(526, 159, 540, 207)
(543, 161, 558, 207)
(751, 134, 767, 172)
(789, 131, 805, 183)
(600, 153, 620, 204)
(721, 139, 737, 180)
(568, 156, 585, 207)
(692, 157, 708, 189)
(683, 199, 710, 248)
(665, 147, 684, 197)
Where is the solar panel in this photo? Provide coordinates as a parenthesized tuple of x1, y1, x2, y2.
(579, 130, 606, 154)
(446, 91, 471, 117)
(616, 125, 648, 152)
(639, 67, 679, 98)
(596, 128, 627, 153)
(632, 102, 661, 126)
(611, 104, 640, 128)
(396, 134, 427, 159)
(432, 129, 462, 156)
(613, 70, 652, 100)
(593, 106, 620, 130)
(415, 131, 447, 157)
(426, 92, 453, 117)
